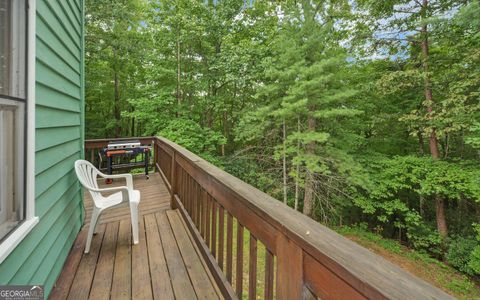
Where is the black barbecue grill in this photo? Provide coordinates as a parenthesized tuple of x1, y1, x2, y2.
(99, 139, 151, 183)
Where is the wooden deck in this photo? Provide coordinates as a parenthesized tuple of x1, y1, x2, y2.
(49, 173, 223, 300)
(73, 137, 454, 300)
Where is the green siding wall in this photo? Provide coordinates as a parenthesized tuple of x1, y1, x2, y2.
(0, 0, 84, 296)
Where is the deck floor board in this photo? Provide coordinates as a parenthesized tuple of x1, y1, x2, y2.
(50, 173, 222, 300)
(155, 212, 197, 300)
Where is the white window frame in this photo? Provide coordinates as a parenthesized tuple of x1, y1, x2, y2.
(0, 0, 38, 264)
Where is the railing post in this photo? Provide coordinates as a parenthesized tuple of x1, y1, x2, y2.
(154, 141, 159, 173)
(276, 234, 303, 300)
(170, 151, 177, 209)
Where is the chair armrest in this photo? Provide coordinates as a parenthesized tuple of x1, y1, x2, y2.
(86, 185, 129, 193)
(85, 185, 130, 203)
(98, 172, 134, 190)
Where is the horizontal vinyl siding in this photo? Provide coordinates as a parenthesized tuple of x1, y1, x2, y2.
(0, 0, 84, 297)
(35, 139, 81, 175)
(36, 106, 81, 128)
(36, 126, 81, 151)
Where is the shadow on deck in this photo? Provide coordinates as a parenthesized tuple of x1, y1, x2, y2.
(49, 173, 222, 299)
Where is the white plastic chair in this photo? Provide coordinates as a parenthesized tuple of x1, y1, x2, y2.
(75, 159, 140, 253)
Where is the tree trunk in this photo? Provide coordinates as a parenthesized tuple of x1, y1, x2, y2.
(294, 117, 300, 211)
(419, 195, 424, 217)
(303, 109, 316, 217)
(282, 119, 287, 205)
(421, 0, 447, 237)
(131, 115, 135, 136)
(221, 111, 227, 156)
(294, 172, 300, 210)
(435, 196, 448, 237)
(176, 36, 181, 115)
(114, 71, 121, 138)
(417, 130, 424, 155)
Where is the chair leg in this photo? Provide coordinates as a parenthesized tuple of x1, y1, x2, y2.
(130, 202, 139, 244)
(93, 214, 101, 234)
(85, 207, 101, 253)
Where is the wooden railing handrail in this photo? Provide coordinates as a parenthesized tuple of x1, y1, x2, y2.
(153, 136, 453, 300)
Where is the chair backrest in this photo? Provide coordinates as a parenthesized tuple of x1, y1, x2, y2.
(75, 159, 101, 200)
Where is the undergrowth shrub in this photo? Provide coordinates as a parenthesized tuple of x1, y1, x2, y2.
(446, 235, 477, 276)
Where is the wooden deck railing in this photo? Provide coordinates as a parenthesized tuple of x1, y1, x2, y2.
(86, 137, 453, 300)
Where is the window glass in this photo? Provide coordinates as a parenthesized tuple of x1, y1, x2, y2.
(0, 0, 26, 99)
(0, 0, 26, 241)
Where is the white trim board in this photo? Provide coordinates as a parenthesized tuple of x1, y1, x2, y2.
(0, 0, 37, 264)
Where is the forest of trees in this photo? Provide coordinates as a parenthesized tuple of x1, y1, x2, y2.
(85, 0, 480, 283)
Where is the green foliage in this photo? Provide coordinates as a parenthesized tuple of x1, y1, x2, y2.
(354, 155, 480, 256)
(465, 122, 480, 150)
(469, 224, 480, 275)
(158, 119, 226, 157)
(407, 225, 442, 255)
(84, 0, 480, 286)
(336, 224, 403, 254)
(85, 0, 147, 138)
(446, 235, 478, 276)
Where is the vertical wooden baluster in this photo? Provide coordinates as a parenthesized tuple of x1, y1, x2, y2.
(180, 168, 184, 205)
(184, 172, 188, 211)
(236, 223, 244, 298)
(169, 153, 172, 179)
(181, 167, 185, 201)
(193, 181, 197, 224)
(226, 213, 233, 283)
(185, 173, 190, 213)
(195, 182, 202, 230)
(177, 166, 181, 200)
(190, 177, 195, 217)
(201, 189, 205, 235)
(211, 201, 217, 257)
(179, 166, 183, 200)
(170, 151, 177, 209)
(249, 234, 257, 300)
(196, 183, 201, 229)
(184, 170, 188, 209)
(180, 167, 187, 203)
(90, 149, 94, 164)
(182, 168, 188, 207)
(157, 147, 159, 171)
(205, 194, 211, 246)
(192, 181, 197, 224)
(161, 150, 164, 174)
(218, 206, 225, 270)
(182, 171, 187, 210)
(265, 249, 274, 300)
(169, 152, 175, 209)
(153, 145, 156, 172)
(189, 175, 193, 216)
(190, 177, 198, 219)
(187, 172, 190, 212)
(200, 188, 208, 237)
